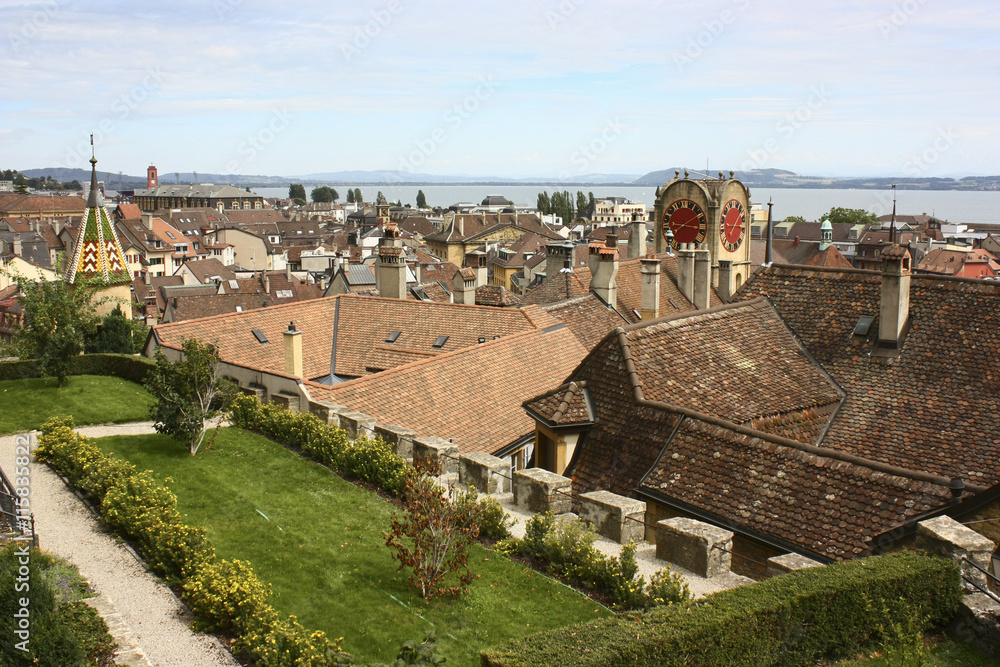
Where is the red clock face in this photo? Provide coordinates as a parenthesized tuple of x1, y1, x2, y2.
(664, 199, 707, 248)
(720, 199, 746, 252)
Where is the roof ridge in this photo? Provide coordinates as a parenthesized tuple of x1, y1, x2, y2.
(619, 295, 768, 333)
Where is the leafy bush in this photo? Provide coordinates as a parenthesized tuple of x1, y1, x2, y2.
(0, 354, 154, 384)
(481, 552, 963, 667)
(476, 494, 513, 541)
(36, 417, 346, 666)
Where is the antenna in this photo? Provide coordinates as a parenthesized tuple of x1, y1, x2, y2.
(889, 184, 897, 245)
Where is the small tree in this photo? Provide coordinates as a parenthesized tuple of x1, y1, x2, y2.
(416, 190, 427, 209)
(145, 338, 236, 455)
(311, 186, 334, 203)
(288, 183, 306, 201)
(820, 207, 880, 226)
(90, 305, 134, 354)
(353, 188, 363, 204)
(346, 189, 355, 204)
(385, 471, 482, 599)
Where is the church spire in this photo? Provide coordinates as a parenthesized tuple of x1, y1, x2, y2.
(87, 134, 103, 208)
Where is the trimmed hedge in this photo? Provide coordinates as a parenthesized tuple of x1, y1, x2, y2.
(480, 551, 962, 667)
(35, 416, 347, 666)
(229, 393, 408, 496)
(0, 354, 154, 384)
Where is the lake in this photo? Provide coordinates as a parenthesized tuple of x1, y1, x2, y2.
(255, 185, 1000, 225)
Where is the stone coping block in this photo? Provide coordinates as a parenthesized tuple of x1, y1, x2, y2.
(339, 412, 377, 441)
(578, 490, 646, 544)
(271, 392, 300, 412)
(656, 517, 733, 578)
(458, 452, 510, 494)
(242, 384, 265, 400)
(512, 468, 572, 514)
(413, 437, 459, 475)
(308, 400, 349, 428)
(917, 516, 996, 592)
(374, 424, 419, 458)
(766, 553, 824, 578)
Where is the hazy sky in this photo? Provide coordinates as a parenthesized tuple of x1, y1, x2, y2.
(2, 0, 997, 179)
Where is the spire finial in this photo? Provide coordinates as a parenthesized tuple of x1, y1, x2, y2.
(87, 135, 102, 208)
(889, 184, 897, 245)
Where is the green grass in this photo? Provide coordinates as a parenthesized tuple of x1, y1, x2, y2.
(94, 429, 610, 665)
(837, 636, 996, 666)
(0, 375, 154, 435)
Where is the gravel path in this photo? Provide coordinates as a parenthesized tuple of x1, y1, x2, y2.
(1, 423, 239, 667)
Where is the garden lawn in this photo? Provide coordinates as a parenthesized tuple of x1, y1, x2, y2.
(0, 375, 154, 435)
(94, 428, 610, 665)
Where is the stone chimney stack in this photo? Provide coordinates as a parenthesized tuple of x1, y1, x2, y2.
(455, 215, 464, 238)
(545, 242, 572, 282)
(285, 263, 292, 281)
(283, 321, 303, 378)
(676, 243, 695, 304)
(453, 267, 477, 305)
(466, 249, 487, 287)
(590, 247, 619, 309)
(717, 260, 734, 301)
(587, 240, 603, 276)
(692, 244, 712, 310)
(878, 245, 912, 349)
(377, 245, 407, 299)
(141, 212, 154, 230)
(628, 215, 646, 259)
(333, 251, 343, 275)
(640, 256, 661, 320)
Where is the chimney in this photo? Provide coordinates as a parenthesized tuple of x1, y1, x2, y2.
(878, 245, 912, 349)
(587, 240, 603, 276)
(142, 212, 154, 230)
(414, 260, 422, 284)
(264, 272, 270, 294)
(285, 263, 292, 281)
(453, 267, 477, 305)
(590, 247, 619, 309)
(545, 242, 571, 282)
(677, 243, 695, 303)
(333, 251, 343, 275)
(764, 199, 774, 266)
(640, 256, 660, 320)
(376, 245, 407, 299)
(717, 260, 734, 301)
(144, 270, 151, 286)
(468, 250, 487, 286)
(283, 321, 303, 378)
(692, 244, 712, 310)
(628, 216, 646, 259)
(455, 215, 464, 238)
(12, 235, 21, 257)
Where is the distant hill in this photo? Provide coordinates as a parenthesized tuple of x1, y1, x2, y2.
(633, 167, 1000, 191)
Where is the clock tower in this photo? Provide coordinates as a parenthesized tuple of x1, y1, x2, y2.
(654, 170, 752, 298)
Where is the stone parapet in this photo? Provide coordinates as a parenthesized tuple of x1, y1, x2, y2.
(413, 437, 459, 475)
(578, 490, 645, 544)
(271, 392, 300, 412)
(766, 553, 824, 578)
(656, 517, 733, 578)
(242, 384, 265, 401)
(338, 412, 377, 441)
(374, 424, 419, 458)
(512, 468, 572, 514)
(916, 516, 996, 593)
(308, 400, 349, 428)
(458, 452, 510, 494)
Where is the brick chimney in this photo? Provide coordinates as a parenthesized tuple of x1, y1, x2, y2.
(453, 267, 476, 305)
(283, 321, 303, 378)
(377, 245, 407, 299)
(628, 215, 646, 259)
(676, 243, 695, 303)
(590, 247, 619, 309)
(692, 244, 712, 310)
(640, 256, 660, 320)
(879, 245, 912, 349)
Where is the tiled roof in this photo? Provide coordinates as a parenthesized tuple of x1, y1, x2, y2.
(227, 209, 287, 225)
(163, 293, 273, 322)
(540, 295, 625, 349)
(624, 298, 843, 439)
(179, 258, 236, 282)
(310, 324, 586, 454)
(639, 417, 951, 559)
(152, 294, 545, 382)
(523, 381, 593, 428)
(0, 195, 87, 214)
(735, 265, 1000, 484)
(475, 285, 521, 307)
(750, 240, 853, 269)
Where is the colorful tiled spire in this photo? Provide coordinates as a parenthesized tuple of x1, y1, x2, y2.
(66, 146, 131, 285)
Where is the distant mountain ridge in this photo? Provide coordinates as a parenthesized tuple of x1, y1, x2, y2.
(15, 166, 1000, 191)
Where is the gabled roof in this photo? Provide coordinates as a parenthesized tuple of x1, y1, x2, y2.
(523, 381, 593, 428)
(310, 324, 586, 454)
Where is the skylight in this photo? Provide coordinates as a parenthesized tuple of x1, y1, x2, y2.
(229, 279, 239, 290)
(854, 315, 875, 336)
(252, 329, 269, 344)
(432, 335, 448, 349)
(385, 331, 401, 344)
(275, 290, 293, 298)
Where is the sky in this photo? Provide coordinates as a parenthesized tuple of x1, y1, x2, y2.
(1, 0, 998, 180)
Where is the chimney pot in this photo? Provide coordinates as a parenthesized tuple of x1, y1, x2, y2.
(640, 257, 661, 320)
(283, 322, 303, 378)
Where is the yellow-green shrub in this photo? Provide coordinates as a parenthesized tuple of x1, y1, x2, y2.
(183, 559, 271, 634)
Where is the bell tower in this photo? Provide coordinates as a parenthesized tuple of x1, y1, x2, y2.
(654, 170, 752, 298)
(147, 165, 158, 189)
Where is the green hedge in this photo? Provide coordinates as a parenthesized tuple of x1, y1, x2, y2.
(35, 416, 347, 666)
(0, 354, 154, 384)
(229, 393, 408, 496)
(480, 551, 962, 667)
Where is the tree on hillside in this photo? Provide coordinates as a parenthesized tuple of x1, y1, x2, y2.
(145, 338, 237, 455)
(353, 188, 363, 204)
(3, 270, 101, 387)
(13, 175, 28, 194)
(288, 183, 306, 201)
(820, 207, 880, 226)
(65, 180, 82, 191)
(346, 189, 355, 204)
(416, 190, 427, 208)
